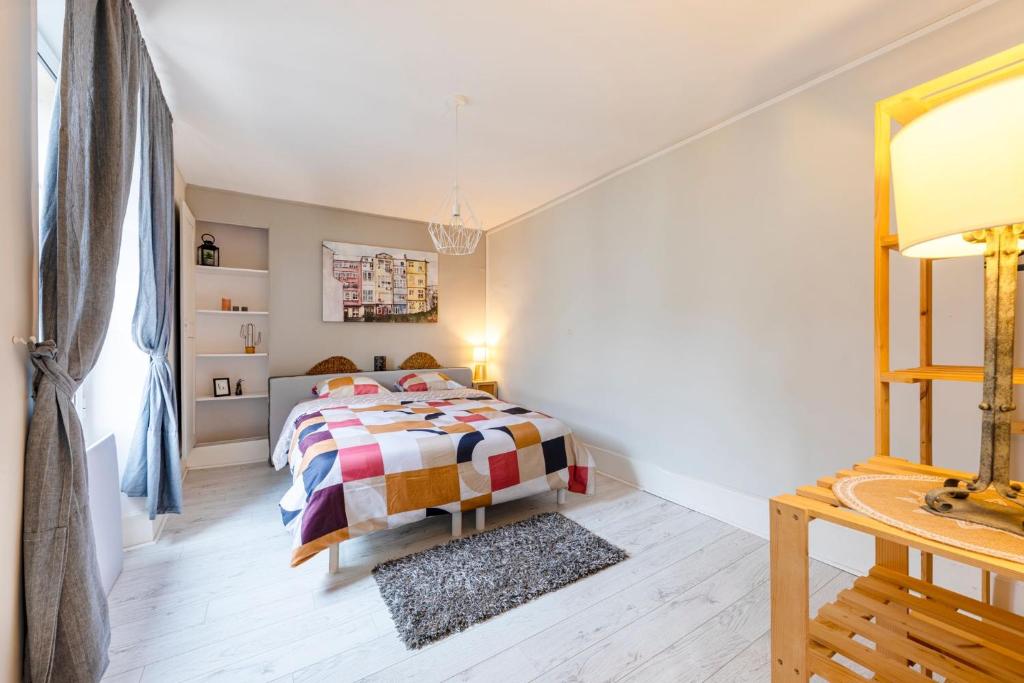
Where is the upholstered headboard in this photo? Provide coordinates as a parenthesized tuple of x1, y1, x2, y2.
(268, 367, 474, 447)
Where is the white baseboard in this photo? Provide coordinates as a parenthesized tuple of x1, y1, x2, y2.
(584, 442, 873, 576)
(586, 443, 769, 536)
(187, 437, 269, 470)
(120, 468, 184, 550)
(585, 443, 1024, 610)
(122, 514, 170, 550)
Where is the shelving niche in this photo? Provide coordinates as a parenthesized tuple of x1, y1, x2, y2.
(182, 217, 271, 468)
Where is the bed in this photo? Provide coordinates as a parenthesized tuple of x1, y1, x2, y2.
(269, 367, 595, 571)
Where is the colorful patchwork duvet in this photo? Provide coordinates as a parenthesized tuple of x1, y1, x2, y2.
(272, 388, 595, 566)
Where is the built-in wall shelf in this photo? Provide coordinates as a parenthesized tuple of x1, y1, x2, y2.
(196, 352, 268, 358)
(182, 213, 271, 469)
(195, 393, 269, 403)
(196, 309, 269, 316)
(196, 265, 269, 277)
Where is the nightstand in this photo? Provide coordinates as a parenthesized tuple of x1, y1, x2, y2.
(472, 380, 498, 397)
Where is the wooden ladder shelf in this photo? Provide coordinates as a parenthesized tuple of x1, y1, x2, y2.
(769, 43, 1024, 682)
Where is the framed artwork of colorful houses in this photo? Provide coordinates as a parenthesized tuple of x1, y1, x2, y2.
(321, 241, 439, 323)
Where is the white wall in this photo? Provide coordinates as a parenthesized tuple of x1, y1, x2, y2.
(186, 186, 487, 376)
(0, 2, 35, 678)
(487, 1, 1024, 572)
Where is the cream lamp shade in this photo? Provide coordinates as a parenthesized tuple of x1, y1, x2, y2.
(472, 346, 488, 363)
(890, 74, 1024, 258)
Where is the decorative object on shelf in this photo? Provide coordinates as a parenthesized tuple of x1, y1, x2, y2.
(399, 351, 441, 370)
(241, 306, 248, 311)
(322, 241, 439, 323)
(234, 379, 244, 396)
(212, 377, 230, 397)
(306, 355, 360, 375)
(472, 346, 488, 381)
(888, 65, 1024, 534)
(239, 323, 262, 354)
(427, 95, 483, 256)
(220, 297, 231, 311)
(198, 233, 219, 267)
(374, 355, 387, 371)
(232, 305, 240, 311)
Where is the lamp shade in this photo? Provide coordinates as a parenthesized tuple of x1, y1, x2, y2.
(890, 74, 1024, 258)
(472, 346, 488, 363)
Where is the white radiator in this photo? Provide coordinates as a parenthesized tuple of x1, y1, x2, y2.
(85, 433, 123, 595)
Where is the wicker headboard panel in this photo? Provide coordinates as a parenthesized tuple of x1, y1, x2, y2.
(268, 367, 474, 447)
(306, 355, 360, 374)
(398, 352, 441, 370)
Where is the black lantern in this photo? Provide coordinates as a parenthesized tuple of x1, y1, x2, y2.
(198, 233, 219, 267)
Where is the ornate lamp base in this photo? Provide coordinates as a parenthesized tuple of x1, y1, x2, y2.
(925, 477, 1024, 535)
(923, 225, 1024, 536)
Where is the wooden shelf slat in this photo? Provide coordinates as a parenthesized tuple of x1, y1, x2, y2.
(864, 455, 989, 483)
(810, 619, 931, 682)
(870, 565, 1024, 638)
(809, 568, 1024, 683)
(795, 485, 839, 506)
(880, 365, 1024, 384)
(821, 601, 1000, 682)
(808, 650, 868, 682)
(836, 588, 1024, 677)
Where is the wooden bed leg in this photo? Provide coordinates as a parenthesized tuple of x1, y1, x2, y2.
(328, 543, 340, 574)
(556, 489, 567, 505)
(475, 507, 485, 531)
(452, 511, 463, 537)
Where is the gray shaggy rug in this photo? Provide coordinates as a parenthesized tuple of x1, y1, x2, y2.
(372, 511, 628, 649)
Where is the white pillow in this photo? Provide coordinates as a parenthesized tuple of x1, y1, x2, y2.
(393, 371, 463, 392)
(313, 375, 390, 399)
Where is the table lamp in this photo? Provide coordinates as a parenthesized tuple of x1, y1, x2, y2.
(890, 74, 1024, 533)
(472, 346, 488, 381)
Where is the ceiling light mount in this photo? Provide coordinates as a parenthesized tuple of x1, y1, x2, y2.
(428, 94, 483, 256)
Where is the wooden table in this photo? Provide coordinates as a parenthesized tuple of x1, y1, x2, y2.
(771, 456, 1024, 681)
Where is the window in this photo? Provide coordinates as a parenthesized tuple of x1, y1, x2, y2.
(78, 120, 148, 459)
(37, 57, 56, 215)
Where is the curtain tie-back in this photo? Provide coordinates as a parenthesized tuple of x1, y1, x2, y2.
(30, 340, 78, 398)
(149, 352, 168, 362)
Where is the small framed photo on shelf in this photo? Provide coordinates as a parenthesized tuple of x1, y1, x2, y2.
(212, 377, 231, 397)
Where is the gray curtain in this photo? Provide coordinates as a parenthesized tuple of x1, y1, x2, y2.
(120, 53, 182, 518)
(24, 0, 142, 680)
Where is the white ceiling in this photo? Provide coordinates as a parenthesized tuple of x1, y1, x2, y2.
(133, 0, 980, 227)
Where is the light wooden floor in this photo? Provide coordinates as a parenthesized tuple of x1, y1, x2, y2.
(103, 464, 853, 683)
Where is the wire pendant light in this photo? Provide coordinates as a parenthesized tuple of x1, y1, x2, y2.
(428, 95, 483, 256)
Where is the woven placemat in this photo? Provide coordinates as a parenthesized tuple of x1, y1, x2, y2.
(833, 474, 1024, 564)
